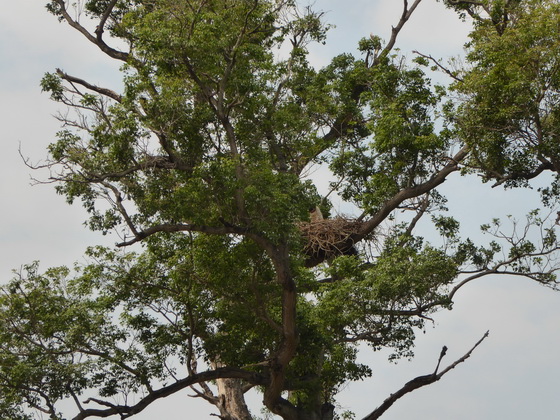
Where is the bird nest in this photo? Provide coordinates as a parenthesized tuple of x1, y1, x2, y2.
(298, 217, 361, 260)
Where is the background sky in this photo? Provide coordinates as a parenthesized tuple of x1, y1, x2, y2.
(1, 1, 560, 419)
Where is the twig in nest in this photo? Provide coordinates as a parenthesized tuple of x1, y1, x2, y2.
(298, 217, 361, 258)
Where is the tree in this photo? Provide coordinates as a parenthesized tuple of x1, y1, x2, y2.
(1, 1, 560, 419)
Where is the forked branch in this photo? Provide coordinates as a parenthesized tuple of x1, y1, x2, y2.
(71, 367, 266, 420)
(360, 147, 469, 236)
(362, 331, 490, 420)
(381, 0, 424, 62)
(52, 0, 129, 61)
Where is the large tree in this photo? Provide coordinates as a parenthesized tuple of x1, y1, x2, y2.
(2, 0, 560, 419)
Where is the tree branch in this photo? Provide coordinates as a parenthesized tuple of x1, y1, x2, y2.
(56, 69, 122, 102)
(357, 147, 469, 239)
(412, 51, 464, 82)
(396, 196, 431, 246)
(362, 331, 490, 420)
(72, 368, 266, 420)
(310, 0, 425, 170)
(380, 0, 424, 62)
(76, 156, 189, 184)
(116, 223, 250, 247)
(263, 244, 300, 419)
(94, 0, 119, 38)
(490, 160, 555, 187)
(53, 0, 129, 61)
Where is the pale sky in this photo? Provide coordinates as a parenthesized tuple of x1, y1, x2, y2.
(1, 1, 560, 419)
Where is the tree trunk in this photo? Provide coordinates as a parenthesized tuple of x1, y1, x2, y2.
(210, 360, 253, 420)
(214, 376, 253, 420)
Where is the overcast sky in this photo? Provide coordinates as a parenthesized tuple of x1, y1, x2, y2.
(1, 1, 560, 419)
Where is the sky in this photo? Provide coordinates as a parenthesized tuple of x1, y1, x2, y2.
(1, 1, 560, 419)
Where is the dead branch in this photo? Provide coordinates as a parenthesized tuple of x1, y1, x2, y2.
(412, 51, 464, 82)
(56, 69, 122, 102)
(362, 331, 490, 420)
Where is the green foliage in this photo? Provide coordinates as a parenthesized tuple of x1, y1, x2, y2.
(329, 56, 446, 213)
(40, 72, 63, 101)
(0, 262, 122, 418)
(315, 246, 458, 361)
(9, 0, 560, 418)
(452, 0, 560, 186)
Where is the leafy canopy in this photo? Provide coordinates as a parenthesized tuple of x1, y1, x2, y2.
(3, 1, 560, 419)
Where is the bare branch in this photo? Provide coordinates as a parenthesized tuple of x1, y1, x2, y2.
(72, 367, 266, 420)
(53, 0, 129, 61)
(362, 331, 490, 420)
(379, 0, 424, 63)
(396, 196, 431, 246)
(56, 69, 122, 102)
(412, 51, 464, 82)
(81, 398, 116, 409)
(188, 384, 219, 405)
(436, 331, 489, 376)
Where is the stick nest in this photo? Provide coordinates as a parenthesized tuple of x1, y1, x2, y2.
(298, 217, 361, 259)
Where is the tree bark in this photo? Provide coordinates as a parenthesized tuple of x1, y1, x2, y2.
(210, 361, 253, 420)
(214, 376, 253, 420)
